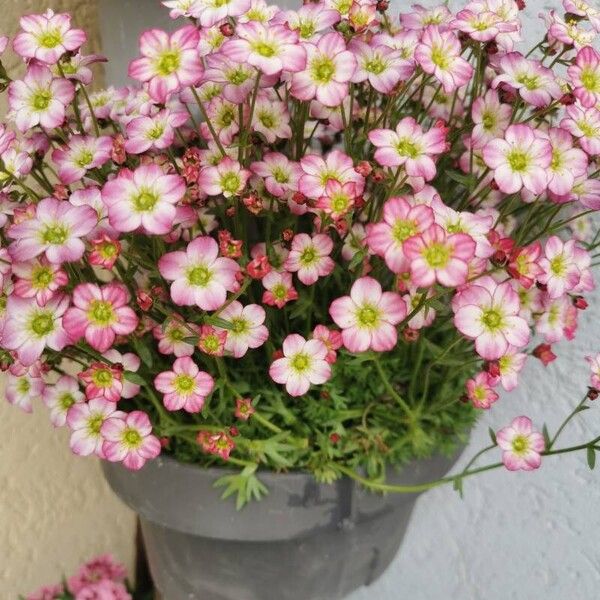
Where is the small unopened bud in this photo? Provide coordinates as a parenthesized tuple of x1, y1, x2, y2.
(136, 290, 153, 312)
(559, 92, 576, 105)
(372, 169, 385, 183)
(220, 22, 235, 36)
(515, 0, 525, 9)
(229, 426, 239, 437)
(402, 327, 419, 342)
(329, 432, 341, 444)
(536, 281, 548, 292)
(282, 228, 294, 242)
(292, 191, 307, 205)
(376, 0, 389, 12)
(573, 295, 588, 310)
(491, 250, 508, 267)
(486, 361, 501, 378)
(485, 41, 498, 55)
(587, 387, 599, 401)
(532, 343, 557, 366)
(354, 160, 373, 177)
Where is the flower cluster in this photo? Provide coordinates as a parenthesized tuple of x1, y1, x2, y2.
(26, 554, 131, 600)
(0, 0, 599, 494)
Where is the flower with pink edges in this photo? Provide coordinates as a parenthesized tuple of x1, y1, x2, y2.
(568, 46, 600, 108)
(538, 236, 586, 299)
(215, 301, 268, 358)
(282, 3, 341, 41)
(74, 580, 132, 600)
(368, 117, 446, 180)
(466, 371, 499, 409)
(2, 294, 69, 366)
(403, 224, 476, 288)
(496, 416, 545, 471)
(153, 317, 199, 357)
(367, 196, 435, 273)
(5, 362, 45, 413)
(66, 398, 124, 458)
(198, 324, 228, 356)
(251, 95, 292, 143)
(493, 350, 528, 392)
(329, 276, 406, 353)
(470, 90, 512, 148)
(12, 258, 68, 306)
(13, 9, 86, 64)
(506, 242, 543, 289)
(42, 375, 85, 427)
(453, 8, 516, 42)
(102, 164, 185, 235)
(251, 152, 302, 198)
(290, 32, 357, 107)
(158, 235, 240, 310)
(198, 157, 251, 199)
(312, 324, 343, 364)
(8, 64, 74, 132)
(26, 583, 64, 600)
(189, 0, 252, 27)
(269, 333, 331, 396)
(52, 135, 113, 184)
(67, 554, 127, 594)
(543, 127, 588, 196)
(222, 22, 306, 76)
(414, 26, 473, 93)
(454, 277, 530, 360)
(128, 26, 203, 103)
(8, 197, 96, 264)
(88, 234, 121, 270)
(262, 270, 298, 308)
(101, 410, 161, 470)
(104, 349, 141, 399)
(492, 52, 561, 107)
(79, 362, 124, 403)
(234, 397, 256, 421)
(0, 124, 16, 155)
(586, 353, 600, 389)
(298, 150, 365, 199)
(560, 103, 600, 156)
(401, 3, 452, 30)
(124, 109, 188, 154)
(483, 124, 552, 195)
(315, 181, 357, 220)
(154, 356, 215, 412)
(63, 283, 138, 353)
(284, 233, 334, 285)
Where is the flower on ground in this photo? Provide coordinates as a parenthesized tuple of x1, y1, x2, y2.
(8, 197, 97, 264)
(403, 224, 476, 287)
(128, 26, 203, 102)
(154, 356, 215, 412)
(466, 371, 499, 409)
(368, 117, 446, 180)
(66, 398, 124, 458)
(158, 235, 240, 310)
(101, 164, 186, 234)
(269, 333, 331, 396)
(483, 124, 552, 195)
(454, 277, 530, 360)
(63, 283, 138, 352)
(496, 416, 545, 471)
(215, 301, 268, 358)
(329, 276, 406, 352)
(42, 374, 85, 427)
(284, 233, 334, 285)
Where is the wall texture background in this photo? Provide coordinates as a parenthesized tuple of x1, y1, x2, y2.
(1, 0, 599, 598)
(0, 2, 137, 597)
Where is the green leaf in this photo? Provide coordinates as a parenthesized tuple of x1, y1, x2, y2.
(488, 427, 497, 445)
(446, 170, 475, 188)
(452, 477, 464, 499)
(183, 336, 199, 345)
(123, 371, 146, 385)
(214, 464, 269, 509)
(204, 315, 235, 330)
(542, 424, 551, 448)
(131, 337, 154, 368)
(587, 446, 596, 470)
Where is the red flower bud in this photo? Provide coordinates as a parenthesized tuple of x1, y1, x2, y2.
(329, 432, 341, 444)
(229, 426, 239, 437)
(246, 255, 271, 279)
(402, 327, 419, 342)
(532, 343, 557, 366)
(136, 290, 153, 312)
(220, 22, 235, 37)
(587, 387, 599, 401)
(559, 92, 576, 105)
(486, 361, 501, 378)
(573, 295, 588, 310)
(354, 160, 373, 178)
(515, 0, 525, 9)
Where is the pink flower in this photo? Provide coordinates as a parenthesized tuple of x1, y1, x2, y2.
(222, 22, 306, 76)
(453, 8, 516, 42)
(74, 581, 131, 600)
(8, 64, 74, 132)
(315, 181, 356, 219)
(79, 362, 124, 403)
(312, 324, 342, 364)
(496, 416, 545, 471)
(506, 242, 543, 289)
(1, 294, 69, 366)
(234, 397, 255, 421)
(283, 3, 341, 41)
(368, 117, 446, 180)
(63, 283, 138, 352)
(215, 301, 268, 358)
(26, 583, 64, 600)
(538, 236, 585, 299)
(251, 95, 292, 143)
(483, 125, 552, 195)
(52, 135, 113, 184)
(290, 32, 357, 107)
(13, 9, 86, 64)
(0, 124, 16, 155)
(251, 153, 302, 198)
(414, 26, 473, 93)
(67, 554, 127, 594)
(586, 353, 600, 389)
(189, 0, 251, 27)
(262, 270, 298, 308)
(330, 277, 406, 353)
(466, 371, 499, 409)
(101, 165, 185, 235)
(154, 356, 215, 412)
(298, 150, 364, 199)
(102, 410, 161, 470)
(88, 234, 121, 270)
(8, 198, 96, 264)
(568, 46, 600, 108)
(269, 333, 331, 396)
(284, 233, 334, 285)
(158, 236, 240, 310)
(12, 258, 68, 306)
(543, 128, 588, 196)
(349, 40, 412, 94)
(5, 362, 45, 413)
(494, 350, 527, 392)
(42, 374, 85, 427)
(153, 317, 199, 357)
(198, 324, 227, 356)
(128, 26, 203, 102)
(470, 90, 512, 148)
(66, 398, 124, 458)
(367, 196, 435, 273)
(198, 157, 251, 198)
(403, 224, 476, 288)
(104, 349, 141, 399)
(124, 109, 188, 154)
(492, 52, 561, 107)
(454, 278, 530, 360)
(560, 103, 600, 156)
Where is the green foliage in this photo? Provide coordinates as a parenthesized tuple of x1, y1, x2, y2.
(214, 464, 269, 510)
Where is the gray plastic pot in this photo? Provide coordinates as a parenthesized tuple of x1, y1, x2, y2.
(103, 450, 462, 600)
